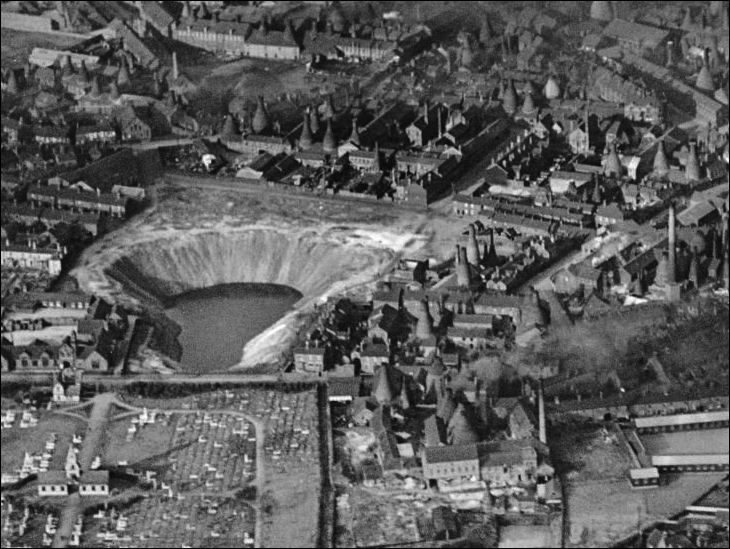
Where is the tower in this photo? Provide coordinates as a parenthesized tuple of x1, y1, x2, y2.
(604, 142, 622, 177)
(299, 111, 313, 149)
(466, 224, 480, 266)
(349, 116, 360, 147)
(483, 229, 499, 268)
(688, 249, 699, 288)
(373, 364, 395, 404)
(538, 379, 546, 444)
(685, 141, 701, 182)
(522, 91, 536, 115)
(89, 75, 101, 97)
(455, 245, 471, 288)
(252, 96, 270, 134)
(309, 106, 320, 135)
(117, 59, 130, 88)
(668, 204, 677, 285)
(666, 203, 682, 301)
(653, 140, 669, 176)
(502, 79, 517, 115)
(414, 298, 435, 340)
(6, 70, 18, 94)
(696, 57, 714, 91)
(322, 118, 337, 152)
(544, 75, 561, 100)
(222, 114, 237, 137)
(172, 51, 179, 81)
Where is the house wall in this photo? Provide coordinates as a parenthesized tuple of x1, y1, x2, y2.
(423, 458, 480, 480)
(38, 483, 68, 496)
(79, 483, 109, 496)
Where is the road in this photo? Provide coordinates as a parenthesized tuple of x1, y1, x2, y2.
(52, 393, 115, 548)
(1, 371, 325, 386)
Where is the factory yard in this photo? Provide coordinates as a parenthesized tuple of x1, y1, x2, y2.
(640, 428, 730, 456)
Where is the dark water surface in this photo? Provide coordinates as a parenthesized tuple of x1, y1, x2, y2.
(165, 283, 301, 372)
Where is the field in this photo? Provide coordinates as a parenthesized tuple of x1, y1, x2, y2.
(640, 428, 730, 456)
(1, 407, 86, 473)
(99, 414, 179, 467)
(0, 28, 80, 69)
(549, 424, 636, 481)
(498, 525, 554, 548)
(549, 422, 727, 546)
(562, 474, 726, 547)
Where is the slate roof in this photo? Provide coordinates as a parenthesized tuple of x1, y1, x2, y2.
(423, 443, 479, 464)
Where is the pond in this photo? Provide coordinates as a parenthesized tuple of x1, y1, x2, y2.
(165, 283, 302, 373)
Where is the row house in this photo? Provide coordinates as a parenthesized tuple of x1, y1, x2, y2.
(592, 66, 663, 124)
(292, 343, 330, 375)
(348, 150, 382, 173)
(1, 241, 63, 275)
(395, 153, 454, 178)
(335, 37, 396, 63)
(28, 186, 128, 218)
(2, 335, 114, 373)
(223, 134, 292, 157)
(3, 204, 103, 236)
(6, 291, 92, 311)
(422, 439, 540, 487)
(33, 125, 70, 146)
(173, 19, 300, 60)
(75, 124, 116, 145)
(602, 19, 670, 57)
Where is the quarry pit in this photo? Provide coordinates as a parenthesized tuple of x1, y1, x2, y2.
(68, 184, 452, 372)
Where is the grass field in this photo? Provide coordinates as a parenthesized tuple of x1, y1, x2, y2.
(1, 410, 86, 473)
(564, 474, 726, 547)
(259, 462, 321, 548)
(550, 420, 727, 547)
(0, 29, 80, 69)
(99, 415, 179, 467)
(549, 424, 635, 481)
(499, 525, 554, 548)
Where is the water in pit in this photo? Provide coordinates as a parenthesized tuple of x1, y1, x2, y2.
(165, 283, 302, 372)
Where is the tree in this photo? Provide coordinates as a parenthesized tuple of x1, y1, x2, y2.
(465, 517, 498, 548)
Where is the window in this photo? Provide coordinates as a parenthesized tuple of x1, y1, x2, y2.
(91, 360, 100, 370)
